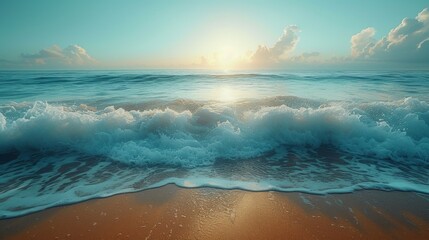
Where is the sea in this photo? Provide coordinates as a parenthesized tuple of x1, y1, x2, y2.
(0, 70, 428, 218)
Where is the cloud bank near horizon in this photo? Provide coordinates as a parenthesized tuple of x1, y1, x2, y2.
(22, 45, 95, 66)
(194, 25, 321, 69)
(251, 25, 300, 64)
(245, 7, 429, 68)
(248, 25, 321, 67)
(1, 8, 428, 70)
(196, 7, 429, 69)
(351, 8, 429, 63)
(0, 45, 95, 69)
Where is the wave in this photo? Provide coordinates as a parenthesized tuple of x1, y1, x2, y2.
(1, 96, 429, 218)
(1, 97, 428, 166)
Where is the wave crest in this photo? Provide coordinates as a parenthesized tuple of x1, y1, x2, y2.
(0, 97, 428, 167)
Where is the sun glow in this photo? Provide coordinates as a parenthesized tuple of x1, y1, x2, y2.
(216, 86, 239, 102)
(200, 45, 249, 71)
(217, 47, 238, 72)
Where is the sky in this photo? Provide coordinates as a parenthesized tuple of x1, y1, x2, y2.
(0, 0, 428, 70)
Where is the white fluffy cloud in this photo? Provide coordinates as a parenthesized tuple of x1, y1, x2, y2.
(21, 44, 95, 66)
(251, 25, 300, 64)
(351, 27, 376, 58)
(351, 8, 429, 62)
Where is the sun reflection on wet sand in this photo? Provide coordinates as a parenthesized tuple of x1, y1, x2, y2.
(1, 185, 429, 240)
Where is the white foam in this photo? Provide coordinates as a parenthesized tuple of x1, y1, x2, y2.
(0, 112, 5, 131)
(0, 98, 428, 166)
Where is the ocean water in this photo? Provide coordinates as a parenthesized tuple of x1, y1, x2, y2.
(0, 70, 428, 218)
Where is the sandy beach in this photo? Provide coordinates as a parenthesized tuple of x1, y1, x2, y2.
(1, 185, 428, 240)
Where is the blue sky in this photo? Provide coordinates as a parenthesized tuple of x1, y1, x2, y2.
(0, 0, 428, 69)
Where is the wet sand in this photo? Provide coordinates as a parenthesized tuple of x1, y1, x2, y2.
(1, 185, 429, 240)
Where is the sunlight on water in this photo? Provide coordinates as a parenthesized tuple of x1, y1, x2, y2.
(0, 71, 428, 218)
(216, 86, 238, 102)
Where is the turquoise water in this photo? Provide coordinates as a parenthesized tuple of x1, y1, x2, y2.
(0, 70, 428, 218)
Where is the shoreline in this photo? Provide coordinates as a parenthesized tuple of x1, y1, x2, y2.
(2, 182, 429, 221)
(1, 185, 429, 239)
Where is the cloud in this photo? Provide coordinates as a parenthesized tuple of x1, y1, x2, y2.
(290, 51, 320, 62)
(20, 44, 95, 66)
(351, 8, 429, 63)
(351, 27, 376, 58)
(193, 25, 323, 70)
(251, 25, 300, 64)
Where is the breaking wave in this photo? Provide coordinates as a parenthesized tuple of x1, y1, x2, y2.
(1, 70, 429, 219)
(1, 97, 428, 167)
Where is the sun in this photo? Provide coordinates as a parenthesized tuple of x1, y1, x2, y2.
(201, 45, 247, 72)
(217, 47, 237, 72)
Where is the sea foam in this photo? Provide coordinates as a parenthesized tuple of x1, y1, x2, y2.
(1, 71, 429, 218)
(1, 97, 428, 167)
